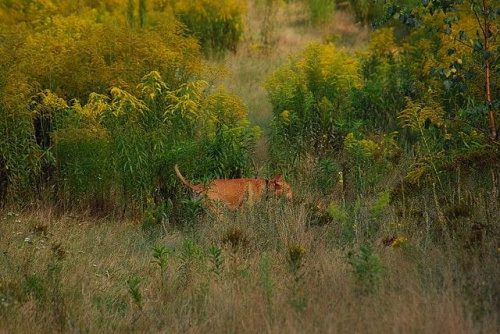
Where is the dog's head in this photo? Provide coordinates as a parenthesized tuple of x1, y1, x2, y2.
(272, 174, 293, 200)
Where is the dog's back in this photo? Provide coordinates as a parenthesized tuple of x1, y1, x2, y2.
(174, 165, 292, 210)
(204, 179, 251, 210)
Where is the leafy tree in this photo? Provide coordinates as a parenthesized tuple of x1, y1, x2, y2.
(380, 0, 500, 139)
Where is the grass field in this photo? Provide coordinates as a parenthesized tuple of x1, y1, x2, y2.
(1, 179, 499, 332)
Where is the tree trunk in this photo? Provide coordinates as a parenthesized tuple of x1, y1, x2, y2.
(483, 0, 497, 139)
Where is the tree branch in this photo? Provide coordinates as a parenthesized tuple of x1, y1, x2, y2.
(454, 36, 474, 49)
(471, 1, 487, 37)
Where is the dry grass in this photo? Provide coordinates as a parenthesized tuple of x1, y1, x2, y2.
(1, 186, 499, 333)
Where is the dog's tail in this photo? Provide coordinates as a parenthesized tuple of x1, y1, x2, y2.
(174, 164, 198, 191)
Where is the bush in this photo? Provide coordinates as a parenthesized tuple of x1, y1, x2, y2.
(351, 28, 416, 133)
(304, 0, 335, 25)
(48, 73, 259, 214)
(0, 5, 259, 215)
(170, 0, 246, 58)
(266, 43, 360, 165)
(347, 245, 384, 295)
(343, 132, 401, 194)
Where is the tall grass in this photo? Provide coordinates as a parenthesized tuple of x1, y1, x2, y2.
(1, 167, 499, 332)
(304, 0, 336, 25)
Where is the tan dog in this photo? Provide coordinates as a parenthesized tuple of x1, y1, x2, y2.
(174, 164, 292, 210)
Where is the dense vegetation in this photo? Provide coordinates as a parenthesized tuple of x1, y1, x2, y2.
(0, 0, 258, 216)
(1, 0, 499, 332)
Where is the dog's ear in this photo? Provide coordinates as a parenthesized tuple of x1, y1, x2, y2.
(274, 174, 283, 187)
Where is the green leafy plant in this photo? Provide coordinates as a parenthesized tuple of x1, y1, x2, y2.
(152, 245, 171, 274)
(381, 0, 500, 139)
(179, 238, 203, 286)
(208, 245, 225, 277)
(266, 43, 361, 164)
(399, 98, 447, 186)
(370, 190, 391, 219)
(0, 5, 259, 214)
(170, 0, 246, 58)
(343, 132, 401, 194)
(351, 28, 413, 133)
(127, 277, 143, 312)
(347, 245, 384, 295)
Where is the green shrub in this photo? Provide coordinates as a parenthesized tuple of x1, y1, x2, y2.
(351, 29, 416, 133)
(348, 0, 380, 26)
(53, 126, 112, 208)
(347, 245, 384, 295)
(266, 43, 360, 165)
(343, 132, 401, 194)
(304, 0, 335, 25)
(170, 0, 246, 58)
(1, 69, 259, 216)
(0, 107, 41, 202)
